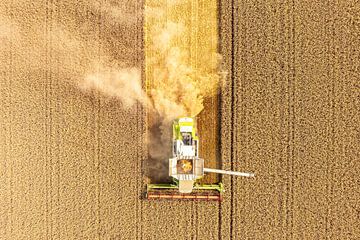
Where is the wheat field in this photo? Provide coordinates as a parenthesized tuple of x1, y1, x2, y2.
(0, 0, 359, 239)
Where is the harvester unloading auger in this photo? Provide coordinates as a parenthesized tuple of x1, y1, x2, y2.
(146, 117, 255, 201)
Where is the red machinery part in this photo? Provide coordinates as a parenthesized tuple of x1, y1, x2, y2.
(147, 191, 222, 201)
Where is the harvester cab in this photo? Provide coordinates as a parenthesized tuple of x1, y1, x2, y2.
(173, 117, 199, 157)
(147, 117, 255, 201)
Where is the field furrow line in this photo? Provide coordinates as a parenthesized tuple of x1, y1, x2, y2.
(218, 0, 234, 239)
(325, 1, 336, 238)
(45, 0, 53, 238)
(229, 0, 237, 238)
(95, 3, 102, 239)
(96, 25, 101, 240)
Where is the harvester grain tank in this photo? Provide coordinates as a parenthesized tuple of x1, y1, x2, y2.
(146, 117, 255, 201)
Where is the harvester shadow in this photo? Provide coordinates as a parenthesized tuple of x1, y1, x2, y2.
(145, 113, 173, 184)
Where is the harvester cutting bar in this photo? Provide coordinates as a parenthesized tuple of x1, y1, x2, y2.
(147, 183, 224, 192)
(147, 191, 222, 201)
(203, 168, 255, 177)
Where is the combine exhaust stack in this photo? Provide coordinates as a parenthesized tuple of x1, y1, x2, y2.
(146, 117, 255, 201)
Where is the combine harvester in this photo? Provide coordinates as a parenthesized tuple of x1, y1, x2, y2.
(147, 117, 255, 201)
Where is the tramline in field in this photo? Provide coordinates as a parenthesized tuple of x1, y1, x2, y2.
(146, 117, 255, 201)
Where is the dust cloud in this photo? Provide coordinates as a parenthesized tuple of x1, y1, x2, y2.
(80, 1, 223, 178)
(82, 1, 222, 120)
(82, 1, 224, 181)
(148, 20, 221, 119)
(82, 61, 149, 108)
